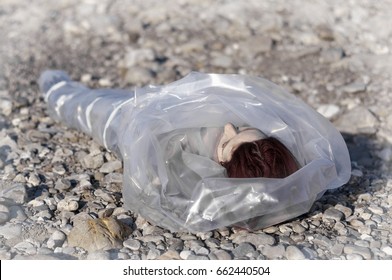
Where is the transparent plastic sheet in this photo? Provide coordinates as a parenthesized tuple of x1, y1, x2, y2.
(39, 71, 351, 232)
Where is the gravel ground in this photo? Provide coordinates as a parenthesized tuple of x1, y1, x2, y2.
(1, 0, 392, 260)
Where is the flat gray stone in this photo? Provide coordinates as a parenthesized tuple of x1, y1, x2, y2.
(336, 106, 378, 134)
(368, 205, 384, 215)
(285, 245, 306, 260)
(0, 183, 27, 204)
(334, 204, 353, 219)
(211, 249, 232, 260)
(331, 243, 344, 255)
(57, 199, 79, 212)
(342, 81, 367, 94)
(344, 244, 372, 259)
(262, 244, 286, 259)
(87, 251, 111, 260)
(323, 208, 344, 221)
(55, 179, 72, 191)
(82, 153, 104, 169)
(99, 160, 122, 173)
(313, 234, 333, 249)
(123, 239, 141, 251)
(232, 242, 255, 258)
(47, 230, 66, 249)
(0, 204, 10, 224)
(232, 232, 275, 247)
(317, 104, 340, 119)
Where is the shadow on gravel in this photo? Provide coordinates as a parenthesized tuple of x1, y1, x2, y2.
(305, 131, 389, 217)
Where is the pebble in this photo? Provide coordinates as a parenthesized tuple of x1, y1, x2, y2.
(99, 160, 122, 173)
(57, 199, 79, 212)
(137, 235, 164, 243)
(323, 208, 344, 221)
(82, 153, 104, 169)
(187, 254, 209, 260)
(336, 106, 379, 134)
(292, 222, 306, 234)
(344, 244, 372, 259)
(0, 97, 12, 116)
(285, 245, 306, 260)
(158, 250, 181, 260)
(210, 54, 233, 68)
(27, 174, 40, 186)
(104, 173, 123, 184)
(262, 244, 286, 259)
(211, 250, 232, 260)
(94, 189, 115, 203)
(55, 179, 72, 191)
(67, 216, 131, 252)
(0, 183, 27, 204)
(179, 250, 193, 260)
(346, 254, 363, 260)
(232, 233, 275, 247)
(14, 241, 37, 255)
(195, 247, 209, 255)
(331, 243, 344, 255)
(342, 81, 367, 94)
(232, 243, 255, 258)
(312, 234, 333, 249)
(0, 223, 22, 239)
(1, 0, 391, 261)
(319, 47, 344, 63)
(368, 205, 384, 215)
(146, 248, 161, 260)
(317, 104, 340, 119)
(0, 204, 10, 224)
(205, 238, 220, 248)
(123, 239, 141, 251)
(382, 246, 392, 256)
(263, 226, 278, 234)
(301, 247, 318, 259)
(334, 204, 353, 219)
(47, 230, 67, 249)
(87, 251, 111, 260)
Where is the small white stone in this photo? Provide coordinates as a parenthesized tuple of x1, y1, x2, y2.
(317, 104, 340, 119)
(195, 247, 209, 255)
(368, 205, 384, 215)
(99, 160, 122, 173)
(0, 98, 12, 116)
(57, 199, 79, 212)
(123, 239, 141, 251)
(98, 78, 112, 87)
(382, 246, 392, 256)
(81, 74, 92, 83)
(180, 250, 193, 260)
(47, 230, 67, 249)
(351, 169, 363, 177)
(87, 251, 111, 260)
(27, 174, 40, 186)
(346, 254, 363, 260)
(285, 245, 306, 260)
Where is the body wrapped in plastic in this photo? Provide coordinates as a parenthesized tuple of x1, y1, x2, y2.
(39, 71, 351, 232)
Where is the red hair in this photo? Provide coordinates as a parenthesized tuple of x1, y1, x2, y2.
(221, 137, 299, 178)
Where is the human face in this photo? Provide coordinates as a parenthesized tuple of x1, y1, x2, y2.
(217, 123, 267, 163)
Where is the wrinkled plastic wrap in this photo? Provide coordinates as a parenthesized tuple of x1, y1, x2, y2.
(39, 71, 351, 232)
